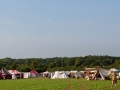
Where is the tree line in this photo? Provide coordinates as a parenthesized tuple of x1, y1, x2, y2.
(0, 55, 120, 73)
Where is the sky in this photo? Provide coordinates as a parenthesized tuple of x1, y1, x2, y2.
(0, 0, 120, 59)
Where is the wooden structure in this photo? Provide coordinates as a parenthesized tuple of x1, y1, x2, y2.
(85, 67, 111, 80)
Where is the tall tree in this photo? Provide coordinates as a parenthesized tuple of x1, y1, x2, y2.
(10, 62, 17, 70)
(75, 57, 81, 67)
(31, 60, 37, 69)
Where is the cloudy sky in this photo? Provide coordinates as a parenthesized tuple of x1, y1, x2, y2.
(0, 0, 120, 58)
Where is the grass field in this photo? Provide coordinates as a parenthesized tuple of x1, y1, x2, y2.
(0, 77, 120, 90)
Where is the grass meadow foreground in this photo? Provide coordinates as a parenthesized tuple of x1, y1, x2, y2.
(0, 77, 120, 90)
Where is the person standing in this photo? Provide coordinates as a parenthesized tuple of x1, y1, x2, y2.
(110, 71, 117, 87)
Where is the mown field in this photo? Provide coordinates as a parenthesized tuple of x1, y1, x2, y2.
(0, 77, 120, 90)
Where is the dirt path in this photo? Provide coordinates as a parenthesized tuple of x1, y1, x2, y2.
(65, 83, 71, 90)
(80, 83, 87, 90)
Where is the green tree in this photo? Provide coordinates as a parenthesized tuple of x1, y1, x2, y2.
(75, 57, 81, 67)
(10, 62, 17, 69)
(67, 58, 75, 66)
(21, 66, 31, 72)
(48, 62, 55, 69)
(31, 60, 37, 69)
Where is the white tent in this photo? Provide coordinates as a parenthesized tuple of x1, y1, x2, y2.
(110, 68, 118, 71)
(98, 68, 111, 80)
(23, 72, 30, 78)
(43, 71, 51, 77)
(51, 71, 69, 79)
(69, 70, 82, 78)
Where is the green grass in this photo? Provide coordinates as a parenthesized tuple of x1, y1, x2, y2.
(0, 77, 120, 90)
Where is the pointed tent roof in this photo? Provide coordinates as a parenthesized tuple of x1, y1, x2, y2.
(85, 67, 111, 80)
(0, 68, 11, 79)
(30, 70, 38, 75)
(1, 68, 11, 75)
(8, 70, 22, 74)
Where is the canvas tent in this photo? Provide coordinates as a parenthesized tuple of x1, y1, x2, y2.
(51, 71, 69, 79)
(85, 67, 111, 80)
(22, 72, 30, 78)
(8, 70, 23, 79)
(80, 71, 86, 78)
(68, 70, 82, 78)
(43, 71, 51, 77)
(30, 70, 39, 77)
(0, 68, 11, 79)
(110, 68, 118, 71)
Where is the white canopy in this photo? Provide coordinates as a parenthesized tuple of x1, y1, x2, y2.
(51, 71, 69, 79)
(110, 68, 118, 71)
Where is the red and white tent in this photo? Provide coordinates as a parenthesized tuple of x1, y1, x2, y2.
(30, 70, 39, 77)
(8, 70, 21, 74)
(8, 70, 23, 79)
(0, 68, 11, 79)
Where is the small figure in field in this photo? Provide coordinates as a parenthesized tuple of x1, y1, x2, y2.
(110, 71, 117, 87)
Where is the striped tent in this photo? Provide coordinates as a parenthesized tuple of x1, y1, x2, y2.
(0, 68, 11, 79)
